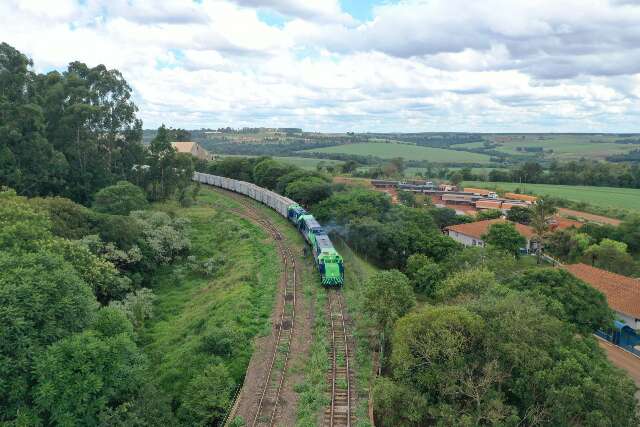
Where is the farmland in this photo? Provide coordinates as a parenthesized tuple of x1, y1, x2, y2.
(463, 181, 640, 211)
(483, 134, 640, 161)
(302, 142, 492, 163)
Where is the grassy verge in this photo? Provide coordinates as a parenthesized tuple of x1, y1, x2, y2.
(141, 188, 279, 417)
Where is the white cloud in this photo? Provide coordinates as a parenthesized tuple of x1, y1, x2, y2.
(0, 0, 638, 132)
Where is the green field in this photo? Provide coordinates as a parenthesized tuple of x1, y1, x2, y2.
(217, 154, 342, 170)
(463, 181, 640, 211)
(302, 142, 492, 163)
(274, 156, 343, 170)
(486, 134, 640, 161)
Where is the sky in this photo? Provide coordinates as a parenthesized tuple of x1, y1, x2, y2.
(2, 0, 640, 132)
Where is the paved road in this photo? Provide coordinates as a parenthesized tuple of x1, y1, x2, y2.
(597, 337, 640, 387)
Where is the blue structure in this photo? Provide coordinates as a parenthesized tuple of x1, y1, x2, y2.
(597, 321, 640, 356)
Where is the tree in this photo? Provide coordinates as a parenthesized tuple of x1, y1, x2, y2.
(284, 177, 332, 206)
(93, 181, 148, 215)
(449, 171, 464, 187)
(505, 205, 532, 224)
(0, 189, 52, 253)
(363, 270, 416, 358)
(584, 238, 637, 276)
(146, 125, 177, 201)
(0, 250, 97, 417)
(507, 269, 613, 333)
(33, 331, 147, 425)
(475, 209, 502, 220)
(434, 268, 498, 301)
(373, 378, 429, 427)
(483, 222, 525, 257)
(178, 364, 235, 426)
(405, 254, 443, 296)
(253, 158, 293, 190)
(529, 198, 557, 264)
(398, 190, 417, 207)
(0, 43, 68, 197)
(109, 288, 156, 330)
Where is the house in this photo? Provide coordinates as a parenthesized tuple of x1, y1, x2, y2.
(562, 263, 640, 329)
(171, 141, 215, 161)
(445, 218, 535, 251)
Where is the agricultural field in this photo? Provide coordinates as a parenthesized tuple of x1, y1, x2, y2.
(302, 142, 492, 163)
(484, 134, 640, 161)
(463, 181, 640, 211)
(217, 154, 342, 170)
(274, 156, 343, 170)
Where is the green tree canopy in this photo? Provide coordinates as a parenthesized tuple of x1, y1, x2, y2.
(0, 250, 97, 416)
(33, 331, 147, 425)
(507, 268, 613, 333)
(363, 270, 416, 343)
(483, 222, 526, 257)
(93, 181, 148, 215)
(405, 254, 444, 296)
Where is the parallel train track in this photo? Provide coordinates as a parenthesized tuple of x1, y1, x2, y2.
(217, 189, 298, 427)
(213, 187, 354, 427)
(324, 290, 353, 427)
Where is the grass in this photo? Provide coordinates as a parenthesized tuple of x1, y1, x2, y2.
(142, 188, 280, 412)
(302, 142, 492, 164)
(216, 154, 343, 170)
(486, 134, 640, 161)
(462, 181, 640, 212)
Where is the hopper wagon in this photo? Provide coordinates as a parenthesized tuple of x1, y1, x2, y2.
(193, 172, 344, 286)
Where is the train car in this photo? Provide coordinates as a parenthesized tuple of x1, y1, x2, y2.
(313, 234, 344, 286)
(298, 215, 325, 245)
(194, 172, 344, 286)
(287, 204, 307, 226)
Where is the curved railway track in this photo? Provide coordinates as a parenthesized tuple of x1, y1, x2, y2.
(212, 187, 356, 427)
(324, 290, 353, 427)
(216, 189, 299, 427)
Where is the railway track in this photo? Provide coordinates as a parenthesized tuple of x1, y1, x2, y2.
(216, 189, 298, 427)
(324, 290, 353, 427)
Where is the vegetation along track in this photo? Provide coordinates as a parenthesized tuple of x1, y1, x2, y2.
(217, 189, 299, 427)
(324, 290, 354, 427)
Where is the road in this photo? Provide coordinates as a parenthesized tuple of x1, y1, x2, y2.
(597, 337, 640, 388)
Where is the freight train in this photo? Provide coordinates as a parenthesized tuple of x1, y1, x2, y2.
(193, 172, 344, 286)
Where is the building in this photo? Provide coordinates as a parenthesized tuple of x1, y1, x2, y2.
(562, 263, 640, 329)
(171, 141, 215, 161)
(504, 192, 537, 203)
(445, 218, 535, 251)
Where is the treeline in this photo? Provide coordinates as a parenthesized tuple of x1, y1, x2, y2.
(0, 42, 194, 204)
(0, 185, 190, 425)
(486, 159, 640, 188)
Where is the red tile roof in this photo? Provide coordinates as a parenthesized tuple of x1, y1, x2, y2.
(445, 218, 534, 240)
(562, 263, 640, 318)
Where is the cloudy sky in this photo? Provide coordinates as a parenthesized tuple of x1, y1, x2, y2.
(2, 0, 640, 132)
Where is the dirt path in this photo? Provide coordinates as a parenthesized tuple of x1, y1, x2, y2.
(213, 188, 312, 427)
(557, 208, 622, 226)
(597, 337, 640, 388)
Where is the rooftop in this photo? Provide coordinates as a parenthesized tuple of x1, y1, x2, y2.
(562, 263, 640, 319)
(445, 218, 535, 240)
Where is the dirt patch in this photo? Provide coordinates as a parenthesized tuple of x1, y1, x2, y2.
(557, 207, 622, 226)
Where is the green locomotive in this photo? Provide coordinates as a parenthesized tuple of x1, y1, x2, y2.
(288, 204, 344, 286)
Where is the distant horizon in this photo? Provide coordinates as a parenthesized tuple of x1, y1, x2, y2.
(145, 128, 640, 135)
